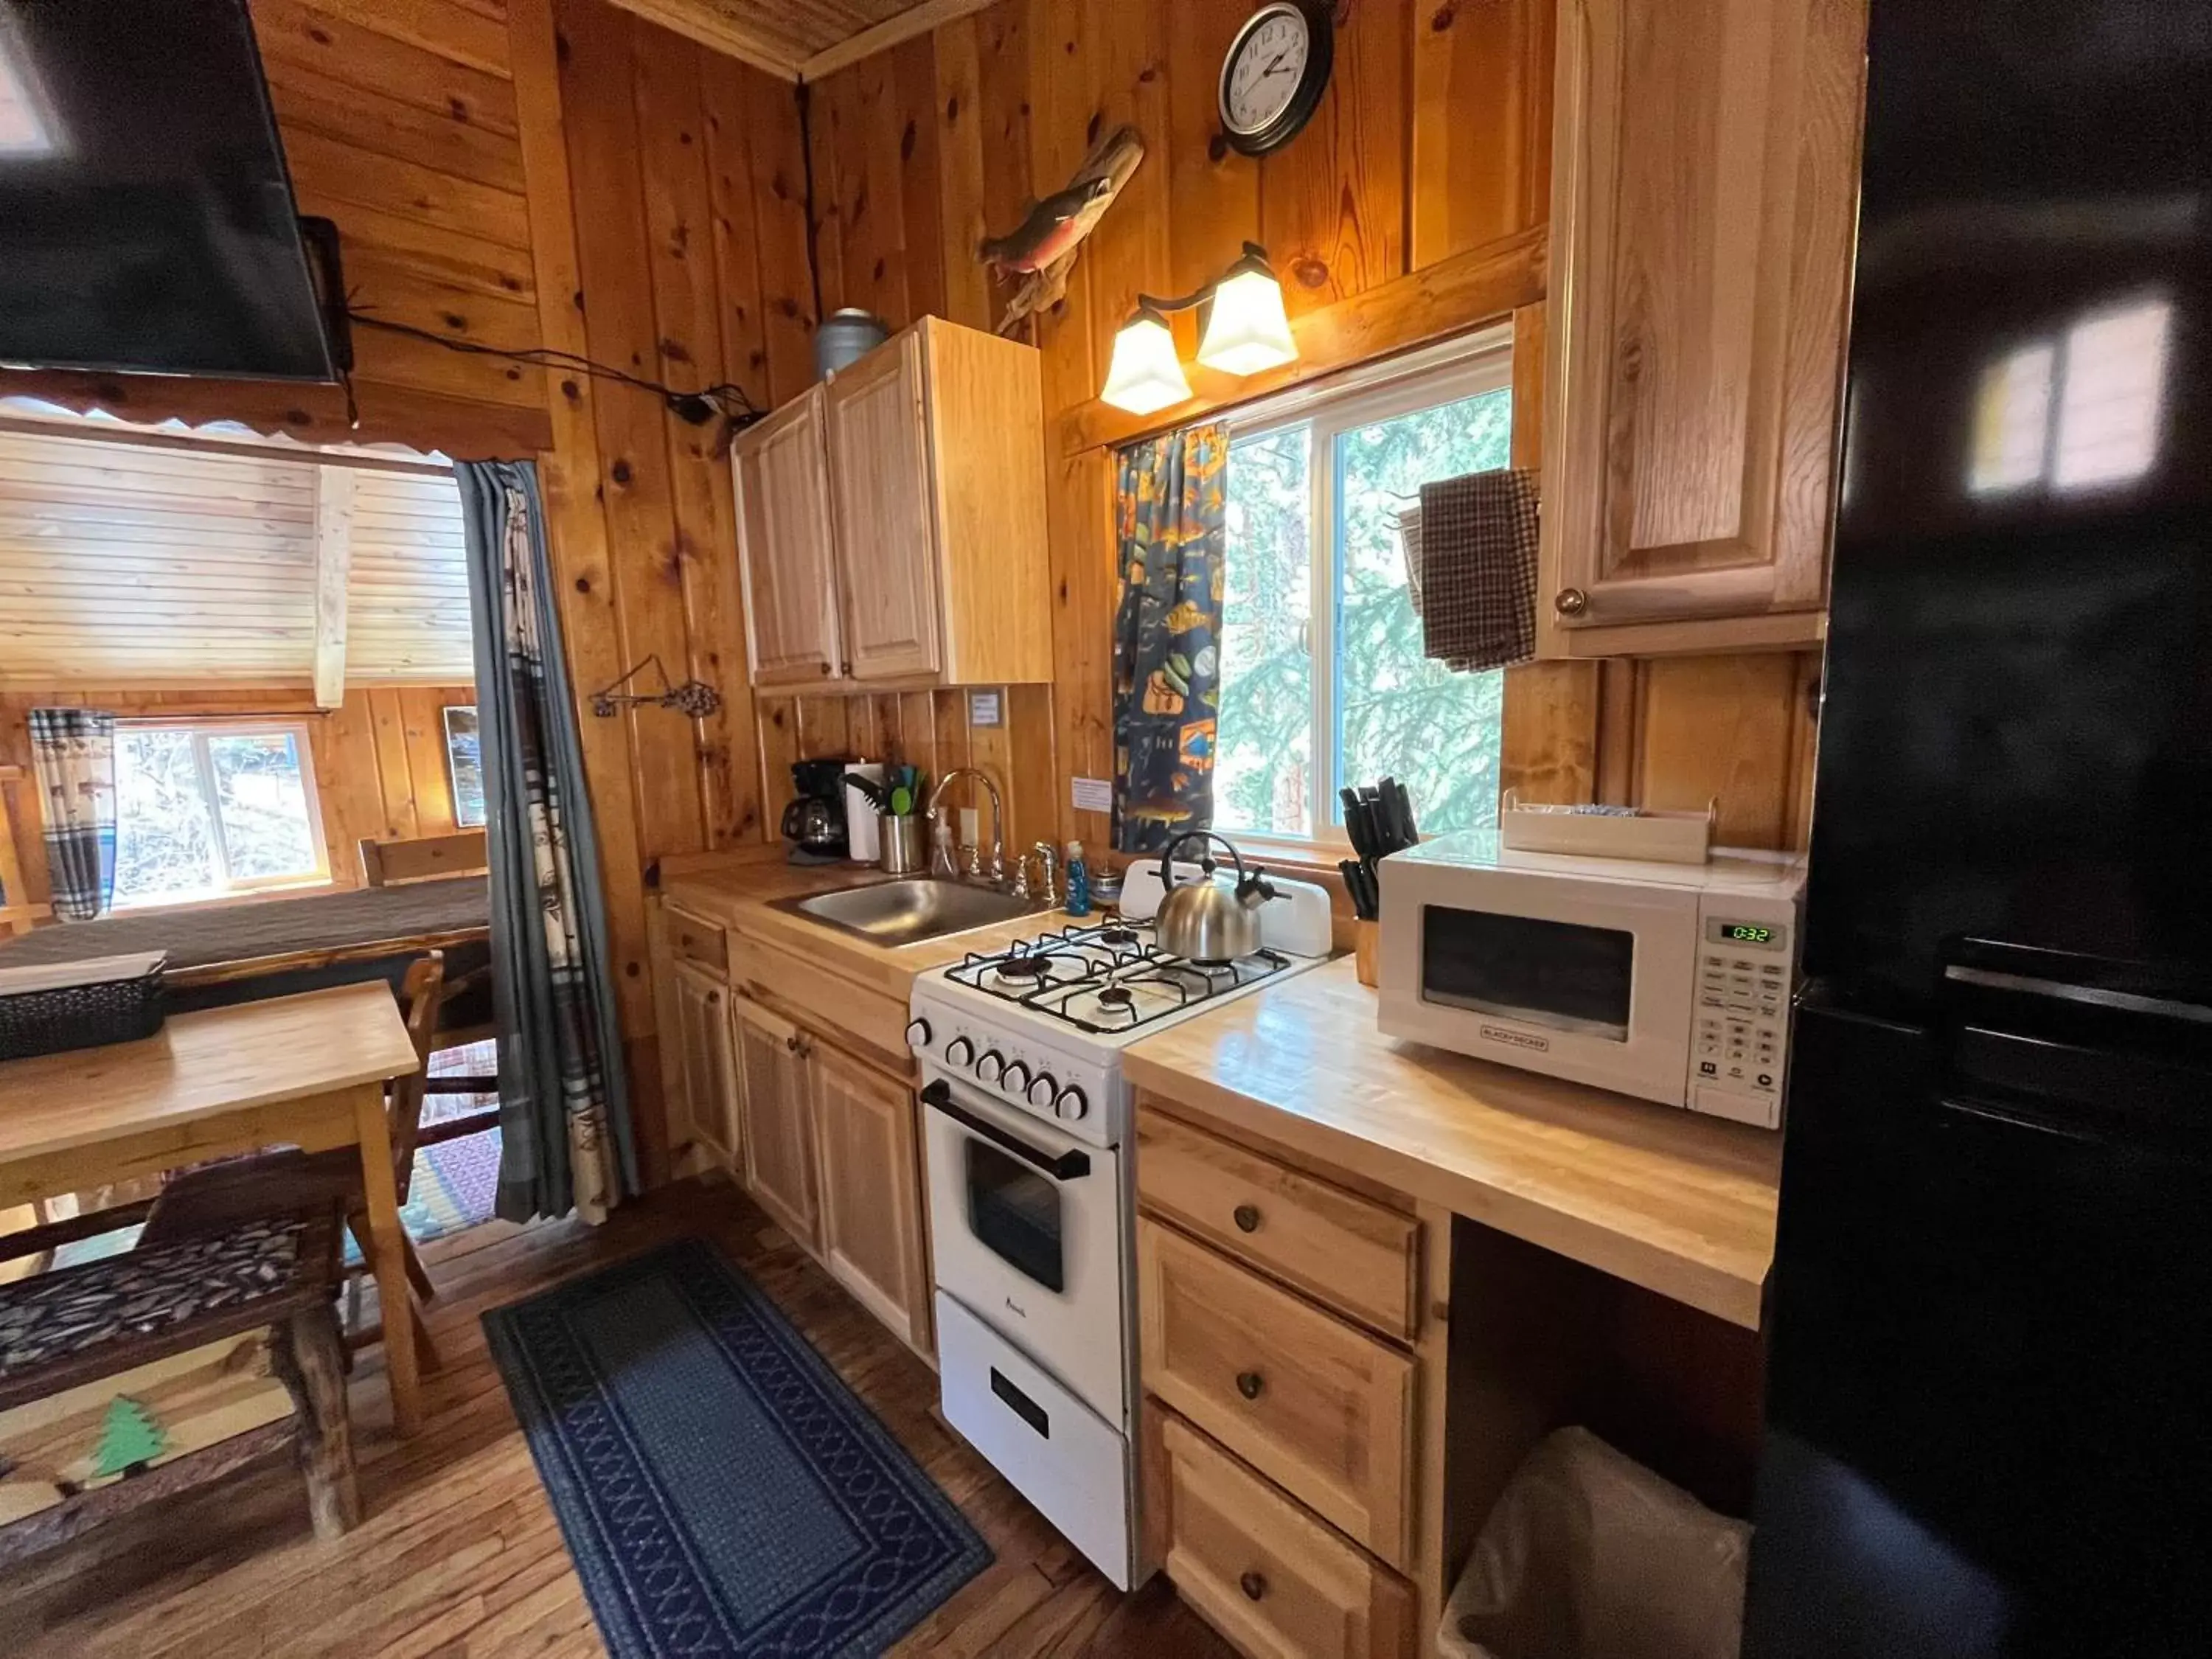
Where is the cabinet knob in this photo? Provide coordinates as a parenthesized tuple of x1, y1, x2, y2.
(1237, 1370, 1265, 1401)
(1554, 586, 1590, 617)
(819, 661, 834, 676)
(1233, 1203, 1261, 1234)
(785, 1034, 801, 1054)
(1239, 1571, 1267, 1601)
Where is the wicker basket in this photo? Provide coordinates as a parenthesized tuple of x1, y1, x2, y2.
(0, 958, 167, 1062)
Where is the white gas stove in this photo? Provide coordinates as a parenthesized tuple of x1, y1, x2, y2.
(910, 870, 1331, 1592)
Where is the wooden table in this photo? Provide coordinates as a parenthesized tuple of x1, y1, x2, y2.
(0, 984, 428, 1435)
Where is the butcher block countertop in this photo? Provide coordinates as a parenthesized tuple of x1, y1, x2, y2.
(1123, 957, 1782, 1330)
(661, 860, 1071, 1001)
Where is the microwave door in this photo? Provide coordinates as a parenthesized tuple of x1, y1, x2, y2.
(1421, 908, 1635, 1039)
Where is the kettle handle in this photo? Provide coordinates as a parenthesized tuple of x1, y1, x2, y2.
(1158, 830, 1252, 892)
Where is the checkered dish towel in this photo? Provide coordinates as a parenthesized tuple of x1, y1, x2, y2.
(1405, 467, 1540, 671)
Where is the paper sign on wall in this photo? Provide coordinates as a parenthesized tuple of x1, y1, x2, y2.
(1071, 777, 1113, 814)
(967, 690, 1002, 727)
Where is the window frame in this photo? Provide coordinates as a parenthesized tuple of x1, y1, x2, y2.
(1220, 330, 1516, 850)
(112, 718, 330, 910)
(442, 704, 486, 830)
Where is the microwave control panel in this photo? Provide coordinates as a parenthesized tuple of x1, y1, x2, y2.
(1691, 906, 1797, 1129)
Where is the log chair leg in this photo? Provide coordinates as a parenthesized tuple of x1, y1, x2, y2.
(401, 1232, 437, 1303)
(271, 1304, 362, 1540)
(408, 1290, 442, 1373)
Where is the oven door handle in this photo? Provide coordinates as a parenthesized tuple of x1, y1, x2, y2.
(922, 1080, 1092, 1181)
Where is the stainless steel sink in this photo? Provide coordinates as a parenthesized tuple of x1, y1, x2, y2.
(773, 877, 1049, 947)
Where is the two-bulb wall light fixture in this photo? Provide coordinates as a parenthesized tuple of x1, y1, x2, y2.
(1099, 242, 1298, 415)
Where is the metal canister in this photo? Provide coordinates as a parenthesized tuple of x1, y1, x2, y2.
(815, 308, 889, 380)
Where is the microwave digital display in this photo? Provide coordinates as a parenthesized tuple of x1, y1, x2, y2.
(1419, 906, 1635, 1042)
(1708, 918, 1787, 950)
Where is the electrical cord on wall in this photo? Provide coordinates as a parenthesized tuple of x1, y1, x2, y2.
(344, 309, 768, 449)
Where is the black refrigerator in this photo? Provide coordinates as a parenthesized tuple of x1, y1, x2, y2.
(1742, 3, 2212, 1655)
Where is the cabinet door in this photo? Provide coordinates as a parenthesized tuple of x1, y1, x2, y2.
(732, 994, 819, 1248)
(810, 1044, 931, 1354)
(734, 389, 844, 686)
(824, 331, 942, 681)
(671, 962, 741, 1171)
(1541, 0, 1865, 647)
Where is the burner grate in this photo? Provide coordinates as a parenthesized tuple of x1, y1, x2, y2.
(945, 919, 1290, 1034)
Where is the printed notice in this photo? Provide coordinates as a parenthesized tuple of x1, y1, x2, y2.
(1071, 777, 1113, 813)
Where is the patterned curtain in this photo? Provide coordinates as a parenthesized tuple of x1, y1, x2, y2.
(455, 461, 636, 1225)
(1111, 424, 1228, 855)
(28, 709, 117, 922)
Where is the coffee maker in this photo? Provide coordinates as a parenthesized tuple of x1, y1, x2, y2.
(780, 757, 851, 863)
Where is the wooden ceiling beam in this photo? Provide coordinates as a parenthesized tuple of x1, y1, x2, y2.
(597, 0, 806, 80)
(799, 0, 996, 81)
(313, 468, 358, 710)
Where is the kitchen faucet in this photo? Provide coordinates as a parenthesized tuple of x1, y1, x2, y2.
(924, 767, 1005, 886)
(1009, 841, 1059, 907)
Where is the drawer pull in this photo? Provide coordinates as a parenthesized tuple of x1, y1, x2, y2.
(1232, 1203, 1261, 1234)
(1239, 1570, 1267, 1601)
(1237, 1370, 1265, 1401)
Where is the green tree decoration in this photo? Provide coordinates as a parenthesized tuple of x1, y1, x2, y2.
(90, 1396, 166, 1481)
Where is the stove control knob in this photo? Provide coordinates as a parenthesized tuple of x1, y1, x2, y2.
(976, 1049, 1005, 1083)
(1027, 1072, 1060, 1109)
(905, 1018, 933, 1051)
(945, 1036, 975, 1068)
(1002, 1061, 1031, 1095)
(1054, 1085, 1089, 1123)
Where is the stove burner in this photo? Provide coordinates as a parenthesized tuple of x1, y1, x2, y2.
(996, 955, 1053, 981)
(1096, 927, 1139, 947)
(1096, 986, 1133, 1008)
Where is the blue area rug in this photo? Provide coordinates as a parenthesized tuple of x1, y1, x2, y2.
(484, 1238, 990, 1658)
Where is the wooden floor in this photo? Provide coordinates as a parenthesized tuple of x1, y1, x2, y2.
(0, 1178, 1234, 1658)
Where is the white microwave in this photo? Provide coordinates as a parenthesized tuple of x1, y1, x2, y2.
(1377, 833, 1806, 1128)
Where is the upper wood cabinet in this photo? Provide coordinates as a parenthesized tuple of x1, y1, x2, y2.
(1539, 0, 1867, 655)
(735, 390, 843, 686)
(731, 315, 1052, 687)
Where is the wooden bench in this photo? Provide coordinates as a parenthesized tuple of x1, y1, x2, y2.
(0, 1206, 357, 1562)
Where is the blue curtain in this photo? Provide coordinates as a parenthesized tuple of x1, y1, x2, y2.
(28, 709, 117, 922)
(1111, 425, 1228, 854)
(456, 461, 637, 1224)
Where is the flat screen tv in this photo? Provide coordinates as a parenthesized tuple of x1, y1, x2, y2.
(0, 0, 338, 380)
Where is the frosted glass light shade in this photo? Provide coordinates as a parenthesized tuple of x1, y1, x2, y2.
(1197, 265, 1297, 377)
(1100, 311, 1191, 414)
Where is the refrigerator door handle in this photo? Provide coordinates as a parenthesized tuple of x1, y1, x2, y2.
(1943, 963, 2212, 1027)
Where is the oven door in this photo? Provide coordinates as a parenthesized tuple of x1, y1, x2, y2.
(1377, 863, 1699, 1105)
(921, 1074, 1127, 1426)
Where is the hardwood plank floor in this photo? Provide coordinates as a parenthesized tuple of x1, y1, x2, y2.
(0, 1177, 1234, 1658)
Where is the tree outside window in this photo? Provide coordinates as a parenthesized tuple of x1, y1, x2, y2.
(1215, 350, 1513, 843)
(114, 724, 326, 907)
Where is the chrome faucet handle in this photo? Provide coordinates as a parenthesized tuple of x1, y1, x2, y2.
(1009, 852, 1034, 901)
(989, 842, 1006, 888)
(1032, 841, 1059, 907)
(963, 840, 984, 881)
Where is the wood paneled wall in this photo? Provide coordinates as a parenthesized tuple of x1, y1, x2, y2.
(0, 686, 475, 909)
(805, 0, 1817, 856)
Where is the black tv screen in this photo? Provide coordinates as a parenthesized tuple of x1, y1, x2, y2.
(0, 0, 337, 380)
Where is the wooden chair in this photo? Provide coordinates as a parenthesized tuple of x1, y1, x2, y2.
(358, 829, 487, 888)
(141, 955, 448, 1368)
(0, 1204, 358, 1562)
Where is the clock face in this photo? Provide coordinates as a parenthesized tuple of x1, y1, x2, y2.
(1222, 5, 1312, 138)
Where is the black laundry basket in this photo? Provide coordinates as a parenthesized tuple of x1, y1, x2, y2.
(0, 963, 167, 1062)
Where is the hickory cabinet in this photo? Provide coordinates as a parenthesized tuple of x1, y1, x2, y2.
(1539, 0, 1868, 655)
(652, 897, 933, 1360)
(731, 314, 1052, 688)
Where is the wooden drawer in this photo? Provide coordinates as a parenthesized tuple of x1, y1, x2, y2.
(1138, 1109, 1419, 1340)
(726, 930, 913, 1073)
(1138, 1218, 1416, 1568)
(666, 907, 728, 973)
(1147, 1409, 1414, 1659)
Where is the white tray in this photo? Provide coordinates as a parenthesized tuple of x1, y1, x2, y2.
(1498, 792, 1714, 864)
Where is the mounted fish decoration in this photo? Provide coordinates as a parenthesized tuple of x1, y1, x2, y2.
(981, 125, 1147, 336)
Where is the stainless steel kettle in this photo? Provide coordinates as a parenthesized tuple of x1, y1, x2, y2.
(1154, 832, 1277, 963)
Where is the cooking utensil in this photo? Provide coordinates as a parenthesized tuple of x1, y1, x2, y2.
(889, 784, 914, 817)
(1154, 831, 1278, 962)
(843, 771, 887, 810)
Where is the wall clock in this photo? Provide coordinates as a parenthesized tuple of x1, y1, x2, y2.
(1217, 1, 1334, 159)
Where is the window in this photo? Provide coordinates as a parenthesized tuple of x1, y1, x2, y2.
(443, 706, 486, 829)
(1215, 344, 1514, 841)
(113, 725, 327, 908)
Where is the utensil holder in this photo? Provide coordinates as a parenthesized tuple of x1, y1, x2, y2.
(1354, 919, 1380, 989)
(878, 812, 923, 875)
